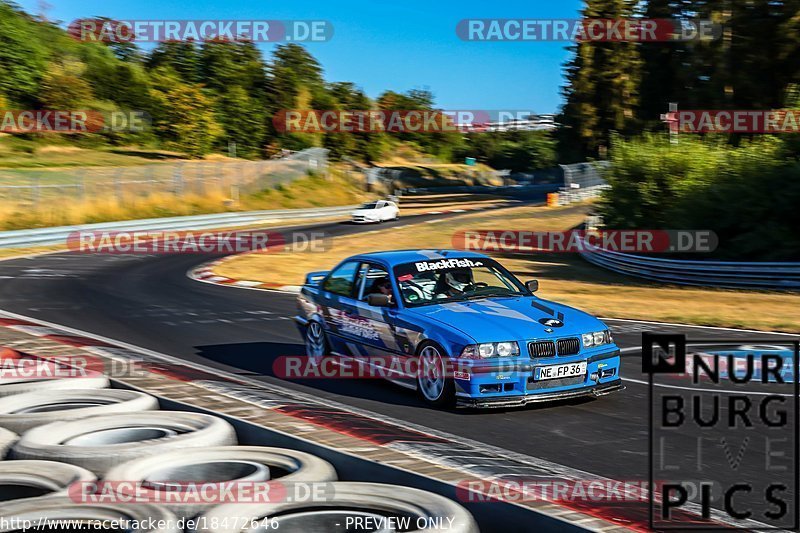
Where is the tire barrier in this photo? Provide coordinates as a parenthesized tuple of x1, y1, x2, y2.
(0, 354, 110, 397)
(0, 496, 180, 532)
(0, 428, 15, 459)
(0, 389, 158, 433)
(0, 374, 110, 397)
(11, 411, 238, 475)
(194, 482, 480, 533)
(104, 446, 338, 518)
(0, 460, 95, 504)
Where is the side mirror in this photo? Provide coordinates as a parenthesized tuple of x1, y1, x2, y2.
(367, 293, 391, 307)
(526, 280, 539, 293)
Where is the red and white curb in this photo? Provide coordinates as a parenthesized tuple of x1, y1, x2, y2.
(189, 259, 301, 294)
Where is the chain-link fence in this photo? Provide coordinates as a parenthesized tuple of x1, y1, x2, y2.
(0, 148, 328, 208)
(557, 160, 610, 204)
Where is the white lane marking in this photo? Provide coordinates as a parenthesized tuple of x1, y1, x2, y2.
(604, 317, 798, 336)
(623, 377, 795, 397)
(0, 308, 771, 530)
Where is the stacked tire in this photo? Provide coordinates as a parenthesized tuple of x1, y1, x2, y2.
(0, 354, 478, 532)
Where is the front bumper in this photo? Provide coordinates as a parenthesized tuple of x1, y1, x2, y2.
(457, 379, 624, 408)
(351, 216, 378, 223)
(453, 348, 622, 408)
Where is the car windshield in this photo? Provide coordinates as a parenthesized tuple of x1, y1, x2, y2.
(393, 257, 527, 307)
(359, 202, 379, 209)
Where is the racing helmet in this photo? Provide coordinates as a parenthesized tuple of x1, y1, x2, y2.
(444, 269, 473, 293)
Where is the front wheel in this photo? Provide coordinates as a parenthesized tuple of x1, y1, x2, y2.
(305, 320, 328, 366)
(416, 344, 455, 408)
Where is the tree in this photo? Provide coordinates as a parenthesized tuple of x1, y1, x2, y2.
(558, 0, 641, 160)
(0, 1, 48, 105)
(38, 59, 94, 109)
(215, 85, 267, 158)
(147, 41, 200, 84)
(148, 68, 221, 157)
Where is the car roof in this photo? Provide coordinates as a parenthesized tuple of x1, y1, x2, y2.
(347, 249, 490, 268)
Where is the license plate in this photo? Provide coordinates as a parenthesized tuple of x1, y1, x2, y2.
(535, 361, 587, 381)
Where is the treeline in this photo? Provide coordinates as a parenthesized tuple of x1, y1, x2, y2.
(0, 2, 556, 169)
(560, 0, 800, 259)
(559, 0, 800, 161)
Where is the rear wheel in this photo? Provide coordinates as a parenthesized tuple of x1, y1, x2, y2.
(304, 320, 328, 366)
(416, 343, 455, 408)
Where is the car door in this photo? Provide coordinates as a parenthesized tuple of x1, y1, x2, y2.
(351, 263, 415, 378)
(319, 260, 365, 354)
(369, 201, 382, 221)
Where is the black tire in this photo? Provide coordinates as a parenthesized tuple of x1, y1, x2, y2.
(104, 446, 337, 518)
(11, 411, 237, 475)
(415, 342, 455, 408)
(0, 389, 159, 433)
(0, 427, 16, 458)
(0, 460, 95, 503)
(0, 496, 180, 532)
(304, 320, 328, 367)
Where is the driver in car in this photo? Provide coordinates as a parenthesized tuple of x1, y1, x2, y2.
(435, 268, 473, 298)
(371, 276, 394, 304)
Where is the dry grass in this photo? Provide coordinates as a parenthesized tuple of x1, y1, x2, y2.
(216, 203, 800, 332)
(0, 169, 369, 230)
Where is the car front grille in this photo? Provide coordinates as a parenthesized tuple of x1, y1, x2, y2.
(529, 340, 556, 358)
(529, 338, 581, 358)
(557, 338, 580, 356)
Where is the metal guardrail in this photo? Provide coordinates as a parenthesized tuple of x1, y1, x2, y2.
(581, 241, 800, 289)
(0, 205, 357, 248)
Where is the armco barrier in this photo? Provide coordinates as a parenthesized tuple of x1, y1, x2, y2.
(580, 240, 800, 289)
(0, 205, 357, 249)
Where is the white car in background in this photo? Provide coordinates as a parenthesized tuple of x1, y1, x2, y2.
(350, 200, 399, 224)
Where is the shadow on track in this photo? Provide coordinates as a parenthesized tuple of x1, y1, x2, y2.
(194, 341, 602, 415)
(195, 341, 430, 409)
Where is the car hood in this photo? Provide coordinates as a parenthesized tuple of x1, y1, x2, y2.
(406, 296, 606, 343)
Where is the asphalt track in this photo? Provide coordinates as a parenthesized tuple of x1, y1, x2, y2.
(0, 205, 797, 528)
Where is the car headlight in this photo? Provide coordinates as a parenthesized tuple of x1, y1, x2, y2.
(461, 342, 520, 359)
(582, 330, 612, 348)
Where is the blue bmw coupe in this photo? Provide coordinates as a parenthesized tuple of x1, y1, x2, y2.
(295, 249, 623, 408)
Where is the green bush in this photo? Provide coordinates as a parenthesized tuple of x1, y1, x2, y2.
(600, 135, 800, 260)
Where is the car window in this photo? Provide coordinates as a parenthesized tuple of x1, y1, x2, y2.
(323, 261, 360, 297)
(376, 201, 386, 208)
(358, 265, 392, 302)
(393, 257, 526, 306)
(360, 202, 379, 209)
